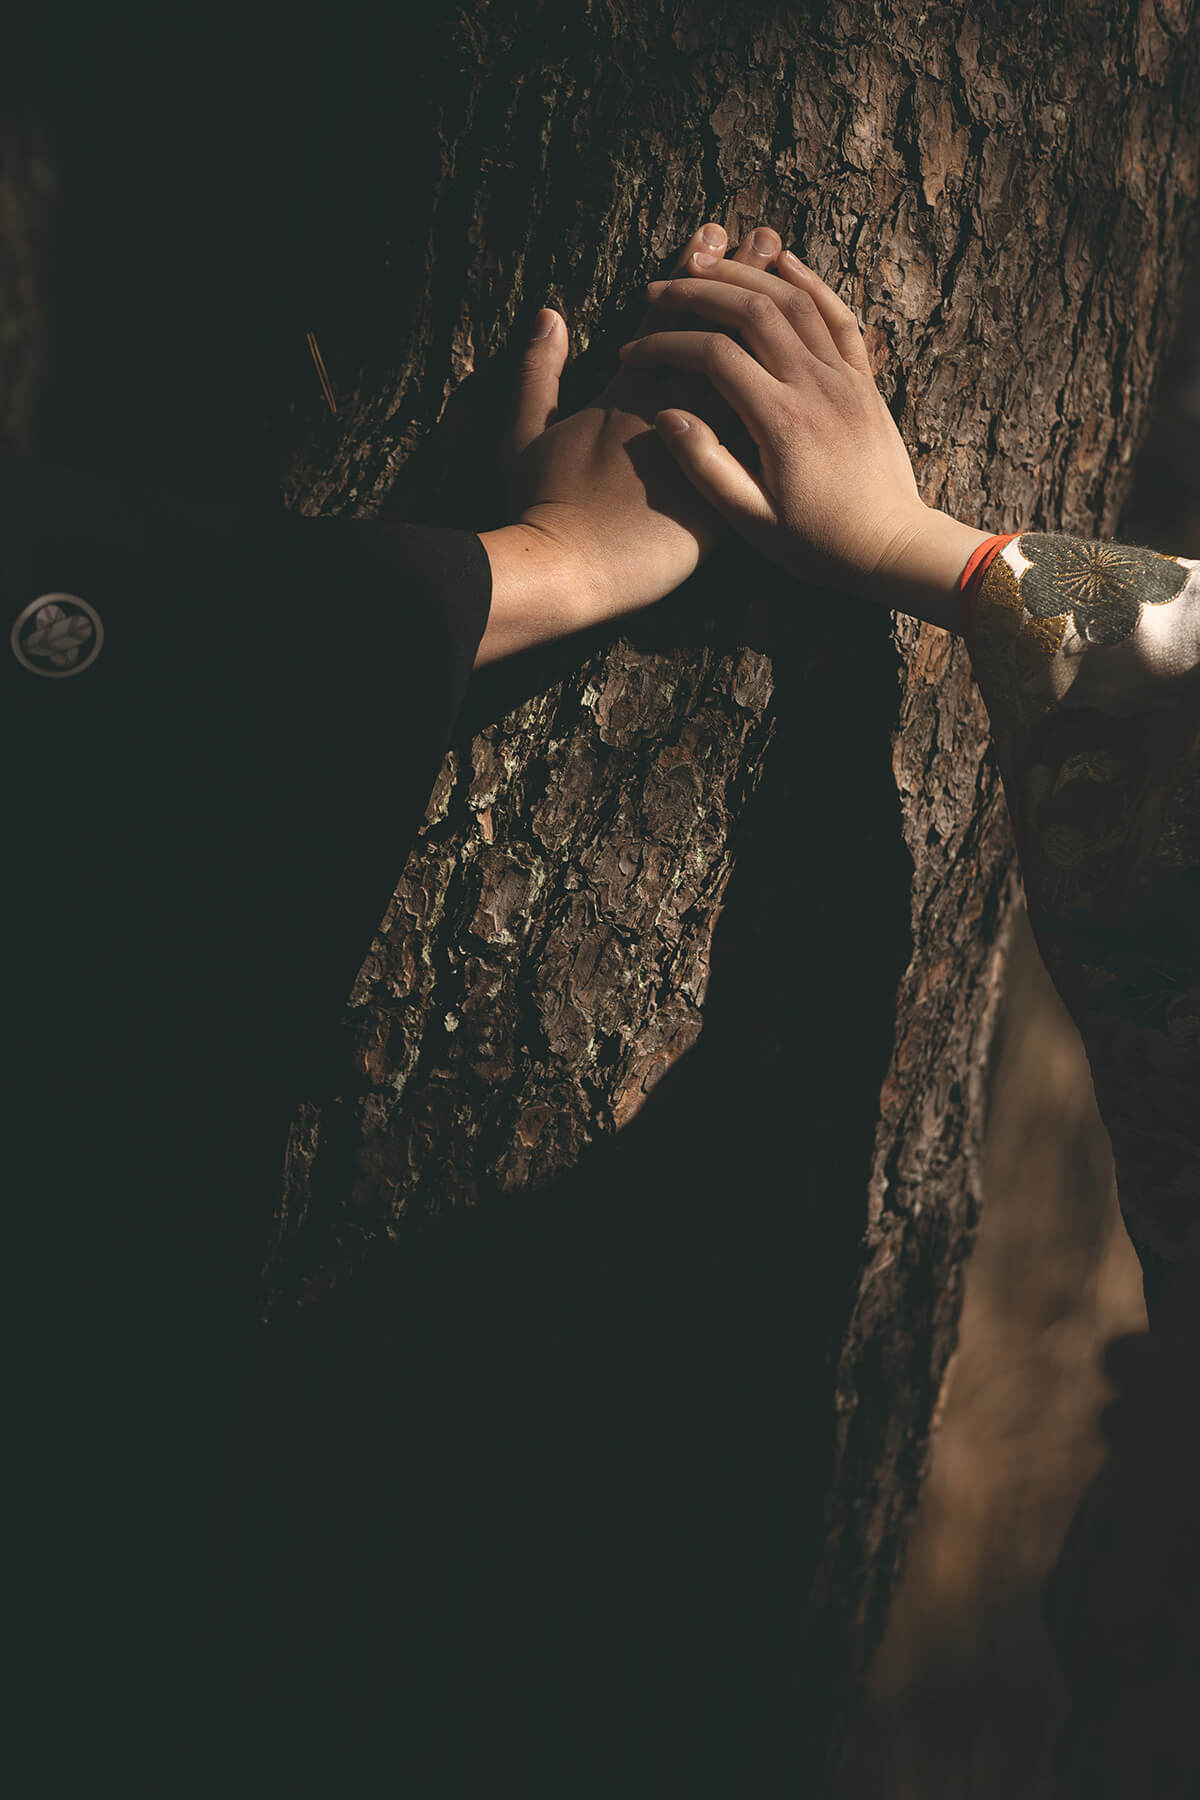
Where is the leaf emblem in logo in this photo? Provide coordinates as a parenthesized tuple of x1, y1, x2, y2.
(25, 603, 95, 667)
(11, 593, 105, 678)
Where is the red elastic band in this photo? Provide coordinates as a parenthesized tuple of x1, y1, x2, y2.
(959, 532, 1020, 657)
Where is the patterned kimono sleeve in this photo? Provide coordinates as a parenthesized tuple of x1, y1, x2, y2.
(962, 532, 1200, 1310)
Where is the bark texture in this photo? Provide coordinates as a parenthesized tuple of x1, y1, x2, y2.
(10, 2, 1199, 1792)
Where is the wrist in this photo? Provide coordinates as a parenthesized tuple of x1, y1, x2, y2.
(475, 521, 599, 666)
(864, 505, 993, 633)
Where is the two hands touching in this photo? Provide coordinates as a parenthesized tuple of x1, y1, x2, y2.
(476, 219, 989, 665)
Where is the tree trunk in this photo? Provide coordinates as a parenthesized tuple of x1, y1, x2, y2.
(9, 2, 1199, 1791)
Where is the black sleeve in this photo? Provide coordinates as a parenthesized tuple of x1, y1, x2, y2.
(4, 452, 492, 1095)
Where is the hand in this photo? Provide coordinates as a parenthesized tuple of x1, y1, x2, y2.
(616, 251, 990, 629)
(494, 222, 785, 637)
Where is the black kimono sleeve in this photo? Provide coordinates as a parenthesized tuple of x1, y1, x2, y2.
(5, 450, 491, 1099)
(5, 443, 495, 1461)
(4, 453, 492, 1771)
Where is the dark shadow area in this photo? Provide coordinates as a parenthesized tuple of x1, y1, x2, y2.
(10, 5, 454, 496)
(226, 582, 914, 1796)
(8, 19, 913, 1795)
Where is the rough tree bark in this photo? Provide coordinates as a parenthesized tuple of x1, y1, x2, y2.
(7, 2, 1198, 1792)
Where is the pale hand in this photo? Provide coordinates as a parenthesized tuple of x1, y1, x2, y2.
(618, 251, 990, 631)
(476, 224, 785, 663)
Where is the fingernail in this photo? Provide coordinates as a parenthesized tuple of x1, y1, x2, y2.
(646, 279, 671, 297)
(530, 310, 555, 340)
(780, 250, 805, 270)
(618, 341, 639, 357)
(752, 228, 777, 255)
(701, 224, 726, 249)
(657, 411, 691, 435)
(691, 250, 720, 268)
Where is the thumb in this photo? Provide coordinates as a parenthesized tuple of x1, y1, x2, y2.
(504, 309, 567, 467)
(654, 410, 775, 533)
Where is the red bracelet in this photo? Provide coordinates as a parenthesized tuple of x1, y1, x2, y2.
(959, 532, 1020, 657)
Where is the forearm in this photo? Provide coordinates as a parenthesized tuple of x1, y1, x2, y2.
(867, 504, 993, 632)
(475, 523, 600, 666)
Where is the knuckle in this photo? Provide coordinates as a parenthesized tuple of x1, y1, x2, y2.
(780, 299, 813, 337)
(704, 332, 737, 372)
(743, 292, 776, 328)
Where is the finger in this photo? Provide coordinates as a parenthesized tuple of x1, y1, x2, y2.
(666, 227, 779, 435)
(652, 408, 777, 534)
(774, 250, 873, 376)
(617, 329, 780, 445)
(502, 308, 568, 469)
(678, 248, 871, 376)
(684, 383, 755, 470)
(644, 223, 784, 345)
(640, 276, 816, 383)
(727, 225, 781, 269)
(630, 220, 728, 339)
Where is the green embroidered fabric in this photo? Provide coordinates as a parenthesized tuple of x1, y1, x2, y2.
(1018, 533, 1190, 644)
(971, 534, 1200, 1291)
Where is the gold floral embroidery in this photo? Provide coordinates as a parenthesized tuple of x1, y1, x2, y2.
(1050, 749, 1124, 797)
(974, 552, 1065, 711)
(972, 553, 1066, 760)
(1017, 534, 1189, 645)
